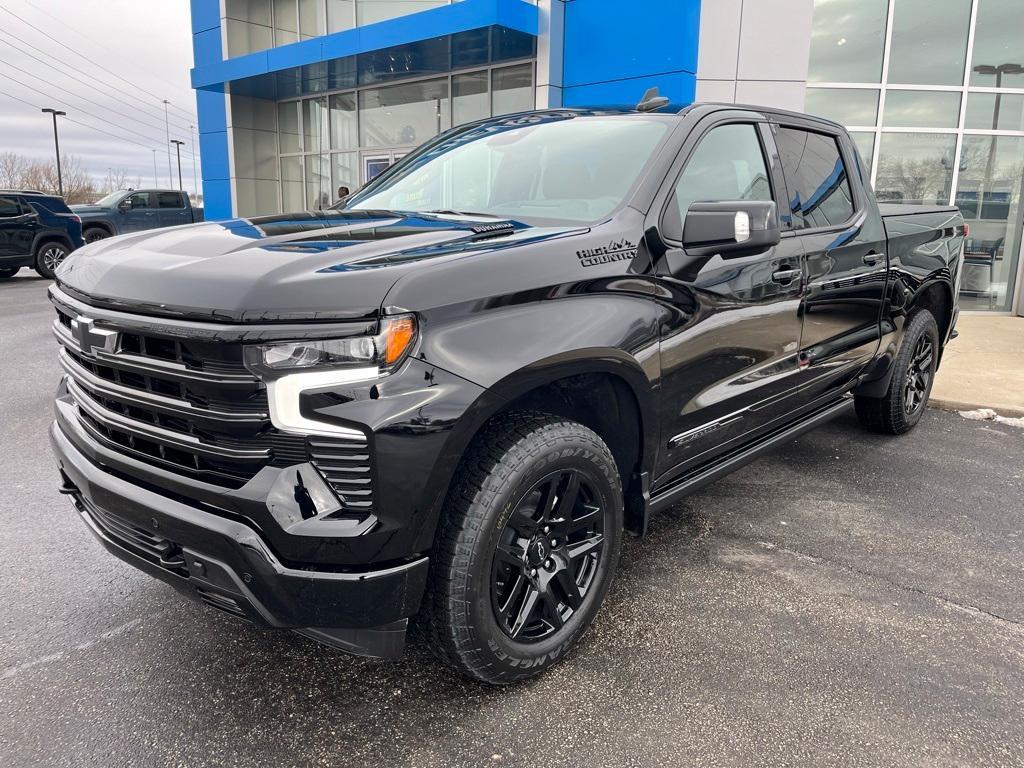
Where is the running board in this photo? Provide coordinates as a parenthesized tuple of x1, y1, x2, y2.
(647, 397, 854, 515)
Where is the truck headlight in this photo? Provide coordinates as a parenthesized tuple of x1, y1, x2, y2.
(246, 314, 417, 375)
(244, 314, 417, 439)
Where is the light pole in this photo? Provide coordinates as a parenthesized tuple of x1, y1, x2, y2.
(151, 149, 159, 187)
(162, 100, 173, 186)
(170, 140, 185, 191)
(41, 108, 66, 197)
(189, 123, 198, 195)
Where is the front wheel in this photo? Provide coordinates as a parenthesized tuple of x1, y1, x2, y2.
(423, 412, 623, 684)
(855, 309, 939, 434)
(84, 228, 110, 245)
(34, 241, 71, 279)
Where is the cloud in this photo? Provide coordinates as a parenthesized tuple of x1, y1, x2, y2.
(0, 0, 201, 194)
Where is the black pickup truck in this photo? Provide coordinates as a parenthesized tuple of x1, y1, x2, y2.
(49, 104, 964, 684)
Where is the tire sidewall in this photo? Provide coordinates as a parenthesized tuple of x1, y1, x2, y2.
(460, 429, 622, 680)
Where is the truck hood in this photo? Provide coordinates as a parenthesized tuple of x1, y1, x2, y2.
(69, 205, 112, 216)
(55, 210, 573, 322)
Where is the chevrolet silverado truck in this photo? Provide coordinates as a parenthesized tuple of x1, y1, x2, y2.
(50, 104, 964, 685)
(71, 189, 203, 244)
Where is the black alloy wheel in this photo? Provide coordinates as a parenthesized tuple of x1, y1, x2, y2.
(84, 229, 110, 244)
(903, 333, 934, 416)
(491, 469, 605, 643)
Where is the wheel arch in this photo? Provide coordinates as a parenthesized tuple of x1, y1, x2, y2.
(82, 221, 114, 237)
(31, 231, 73, 254)
(411, 354, 658, 553)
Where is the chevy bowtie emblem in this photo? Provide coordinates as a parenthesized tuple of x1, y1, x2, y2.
(70, 315, 119, 356)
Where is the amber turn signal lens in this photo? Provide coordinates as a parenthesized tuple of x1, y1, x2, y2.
(382, 315, 416, 366)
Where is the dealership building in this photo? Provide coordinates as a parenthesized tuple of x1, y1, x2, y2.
(190, 0, 1024, 314)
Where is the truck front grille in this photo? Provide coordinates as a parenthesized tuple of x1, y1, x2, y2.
(53, 305, 374, 514)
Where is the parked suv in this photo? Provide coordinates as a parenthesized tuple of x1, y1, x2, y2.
(71, 189, 204, 243)
(0, 190, 84, 279)
(50, 104, 964, 684)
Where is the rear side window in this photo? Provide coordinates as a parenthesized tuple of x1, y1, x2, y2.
(673, 123, 774, 220)
(775, 126, 855, 229)
(157, 192, 185, 208)
(0, 196, 22, 218)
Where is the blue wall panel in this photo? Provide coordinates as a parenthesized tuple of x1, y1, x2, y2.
(561, 0, 701, 109)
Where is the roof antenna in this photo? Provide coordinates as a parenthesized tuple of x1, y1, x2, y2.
(636, 87, 669, 113)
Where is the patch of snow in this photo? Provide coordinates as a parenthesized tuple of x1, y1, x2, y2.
(959, 408, 1024, 429)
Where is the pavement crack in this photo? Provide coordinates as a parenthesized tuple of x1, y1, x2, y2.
(738, 537, 1024, 633)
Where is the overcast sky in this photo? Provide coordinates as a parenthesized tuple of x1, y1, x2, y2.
(0, 0, 200, 194)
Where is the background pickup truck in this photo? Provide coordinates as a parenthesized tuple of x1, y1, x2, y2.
(71, 189, 203, 243)
(49, 102, 964, 685)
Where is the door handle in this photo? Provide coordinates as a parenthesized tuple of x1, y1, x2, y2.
(863, 251, 885, 266)
(771, 268, 801, 284)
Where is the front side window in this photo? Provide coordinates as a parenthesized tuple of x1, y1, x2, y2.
(775, 127, 855, 229)
(672, 123, 773, 223)
(126, 192, 151, 210)
(347, 114, 671, 225)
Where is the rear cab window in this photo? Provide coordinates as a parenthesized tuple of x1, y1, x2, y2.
(774, 126, 856, 229)
(157, 192, 186, 209)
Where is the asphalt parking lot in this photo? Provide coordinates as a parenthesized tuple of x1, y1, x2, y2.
(2, 271, 1023, 767)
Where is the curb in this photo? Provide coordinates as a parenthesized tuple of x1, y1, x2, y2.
(929, 398, 1024, 420)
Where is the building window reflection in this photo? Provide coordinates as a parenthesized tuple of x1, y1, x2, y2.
(807, 0, 1024, 312)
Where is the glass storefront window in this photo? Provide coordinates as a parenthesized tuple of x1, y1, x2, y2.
(970, 0, 1024, 89)
(964, 93, 1024, 132)
(955, 135, 1024, 311)
(807, 0, 888, 83)
(850, 131, 875, 172)
(303, 97, 329, 154)
(305, 154, 332, 209)
(331, 152, 358, 199)
(329, 92, 358, 150)
(882, 90, 961, 129)
(281, 155, 304, 211)
(359, 78, 451, 148)
(492, 64, 534, 116)
(453, 71, 489, 126)
(888, 0, 972, 86)
(875, 133, 957, 205)
(299, 0, 324, 38)
(804, 88, 879, 126)
(278, 101, 302, 153)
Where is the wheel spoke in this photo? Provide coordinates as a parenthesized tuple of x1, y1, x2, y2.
(495, 541, 525, 569)
(554, 567, 584, 609)
(539, 587, 565, 629)
(509, 584, 541, 639)
(496, 572, 528, 619)
(567, 533, 603, 562)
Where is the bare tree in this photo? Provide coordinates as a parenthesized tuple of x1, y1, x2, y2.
(0, 152, 98, 203)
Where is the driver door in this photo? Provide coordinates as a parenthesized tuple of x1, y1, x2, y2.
(651, 120, 807, 487)
(121, 192, 156, 232)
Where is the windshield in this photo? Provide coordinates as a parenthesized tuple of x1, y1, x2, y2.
(94, 191, 127, 207)
(346, 114, 671, 225)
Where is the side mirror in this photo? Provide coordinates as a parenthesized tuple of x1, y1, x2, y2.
(682, 200, 780, 257)
(118, 199, 131, 213)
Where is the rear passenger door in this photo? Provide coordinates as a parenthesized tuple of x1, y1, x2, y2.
(772, 123, 888, 399)
(155, 191, 189, 227)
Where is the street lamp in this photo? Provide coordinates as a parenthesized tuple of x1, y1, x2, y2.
(170, 140, 185, 192)
(41, 108, 66, 197)
(973, 63, 1024, 129)
(162, 100, 173, 185)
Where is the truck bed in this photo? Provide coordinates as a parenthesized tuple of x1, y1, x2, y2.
(878, 203, 959, 218)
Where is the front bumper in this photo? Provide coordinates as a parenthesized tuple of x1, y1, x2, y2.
(50, 421, 429, 658)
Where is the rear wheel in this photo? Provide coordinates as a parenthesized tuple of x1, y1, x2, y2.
(34, 241, 70, 279)
(0, 267, 18, 279)
(423, 412, 623, 684)
(855, 309, 939, 434)
(84, 228, 110, 245)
